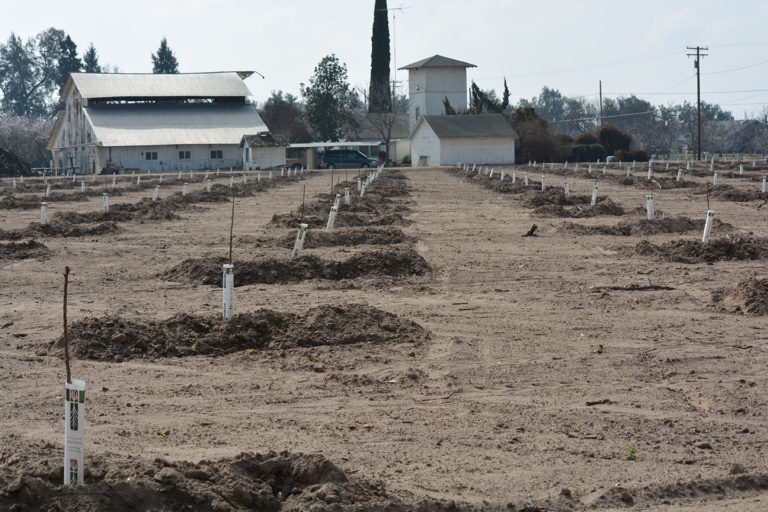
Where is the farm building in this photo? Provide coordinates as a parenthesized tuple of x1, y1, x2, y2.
(47, 72, 282, 174)
(347, 112, 410, 164)
(399, 55, 476, 133)
(409, 114, 518, 166)
(240, 132, 288, 170)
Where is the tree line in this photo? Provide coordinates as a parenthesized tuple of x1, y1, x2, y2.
(0, 28, 178, 119)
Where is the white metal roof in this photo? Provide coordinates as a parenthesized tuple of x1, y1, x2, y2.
(288, 142, 382, 148)
(84, 104, 268, 147)
(69, 72, 253, 100)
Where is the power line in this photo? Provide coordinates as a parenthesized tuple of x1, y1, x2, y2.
(703, 57, 768, 75)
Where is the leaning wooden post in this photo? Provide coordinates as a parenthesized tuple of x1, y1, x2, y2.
(63, 266, 86, 487)
(63, 267, 71, 385)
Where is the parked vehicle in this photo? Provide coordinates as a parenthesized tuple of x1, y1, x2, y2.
(319, 150, 378, 170)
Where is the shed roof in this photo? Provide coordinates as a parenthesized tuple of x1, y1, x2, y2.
(241, 132, 286, 148)
(399, 55, 476, 70)
(80, 103, 268, 147)
(347, 113, 410, 141)
(414, 114, 518, 139)
(62, 72, 253, 101)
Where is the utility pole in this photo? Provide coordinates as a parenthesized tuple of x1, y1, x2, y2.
(687, 45, 708, 160)
(599, 80, 603, 128)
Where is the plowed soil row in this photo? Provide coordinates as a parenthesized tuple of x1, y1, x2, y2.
(54, 304, 429, 361)
(164, 247, 430, 286)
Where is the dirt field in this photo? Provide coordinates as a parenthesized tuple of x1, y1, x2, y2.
(1, 163, 767, 511)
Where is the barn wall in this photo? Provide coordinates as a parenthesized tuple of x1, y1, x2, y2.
(105, 144, 242, 173)
(409, 123, 440, 166)
(441, 137, 516, 165)
(52, 87, 99, 173)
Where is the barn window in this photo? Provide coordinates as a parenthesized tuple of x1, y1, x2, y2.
(179, 150, 191, 159)
(146, 152, 158, 160)
(210, 150, 223, 159)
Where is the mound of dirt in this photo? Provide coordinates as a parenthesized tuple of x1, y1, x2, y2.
(0, 195, 42, 209)
(559, 216, 734, 236)
(270, 210, 411, 229)
(0, 442, 429, 511)
(521, 189, 591, 208)
(0, 147, 32, 176)
(51, 199, 182, 225)
(713, 278, 768, 315)
(0, 221, 121, 240)
(533, 198, 625, 218)
(711, 187, 767, 202)
(614, 176, 700, 190)
(634, 236, 768, 263)
(54, 304, 429, 360)
(0, 239, 50, 260)
(165, 247, 430, 286)
(278, 226, 413, 248)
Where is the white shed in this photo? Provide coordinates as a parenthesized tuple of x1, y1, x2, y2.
(409, 114, 518, 166)
(240, 132, 287, 170)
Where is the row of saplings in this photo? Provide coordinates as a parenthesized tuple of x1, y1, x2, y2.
(0, 168, 314, 254)
(450, 163, 768, 316)
(29, 169, 436, 508)
(57, 165, 432, 363)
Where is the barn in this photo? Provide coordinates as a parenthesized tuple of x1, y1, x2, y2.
(409, 114, 518, 166)
(47, 72, 281, 174)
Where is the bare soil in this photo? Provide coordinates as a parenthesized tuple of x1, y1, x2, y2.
(559, 216, 733, 236)
(277, 227, 413, 248)
(633, 236, 768, 263)
(54, 304, 429, 361)
(164, 247, 431, 286)
(713, 278, 768, 316)
(0, 239, 50, 260)
(2, 164, 768, 511)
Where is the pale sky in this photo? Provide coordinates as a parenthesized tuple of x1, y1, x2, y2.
(2, 0, 768, 119)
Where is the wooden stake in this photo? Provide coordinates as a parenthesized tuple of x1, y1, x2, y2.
(300, 185, 306, 222)
(228, 194, 235, 265)
(330, 168, 334, 195)
(63, 266, 71, 384)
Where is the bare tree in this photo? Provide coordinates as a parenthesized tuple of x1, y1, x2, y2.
(362, 83, 404, 164)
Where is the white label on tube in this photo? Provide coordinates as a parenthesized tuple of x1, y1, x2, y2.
(591, 186, 598, 206)
(64, 379, 86, 486)
(222, 264, 234, 320)
(702, 210, 715, 243)
(292, 223, 308, 258)
(646, 195, 654, 220)
(326, 206, 338, 233)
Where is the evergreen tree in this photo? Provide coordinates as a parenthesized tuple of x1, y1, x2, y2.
(443, 96, 457, 115)
(302, 54, 355, 141)
(501, 79, 510, 111)
(83, 43, 101, 73)
(151, 37, 179, 74)
(368, 0, 391, 113)
(57, 35, 81, 92)
(0, 28, 64, 117)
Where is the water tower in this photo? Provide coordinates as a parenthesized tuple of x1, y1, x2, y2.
(399, 54, 476, 133)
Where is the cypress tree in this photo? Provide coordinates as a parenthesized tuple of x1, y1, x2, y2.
(368, 0, 391, 113)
